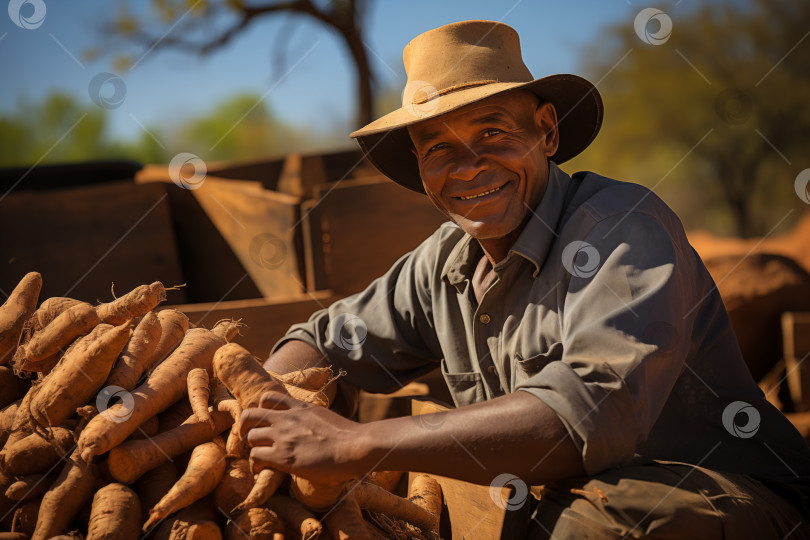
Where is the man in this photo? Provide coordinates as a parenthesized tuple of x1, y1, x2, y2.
(242, 20, 810, 538)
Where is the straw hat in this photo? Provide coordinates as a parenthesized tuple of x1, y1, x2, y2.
(350, 20, 603, 194)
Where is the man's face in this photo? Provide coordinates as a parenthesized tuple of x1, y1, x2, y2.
(408, 91, 559, 243)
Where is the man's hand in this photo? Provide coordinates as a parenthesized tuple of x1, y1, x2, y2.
(240, 392, 370, 484)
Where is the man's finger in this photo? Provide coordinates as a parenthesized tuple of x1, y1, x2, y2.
(245, 426, 275, 447)
(249, 446, 284, 475)
(239, 407, 277, 437)
(259, 390, 306, 411)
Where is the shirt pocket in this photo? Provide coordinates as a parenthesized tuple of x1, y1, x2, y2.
(440, 357, 486, 407)
(513, 342, 564, 387)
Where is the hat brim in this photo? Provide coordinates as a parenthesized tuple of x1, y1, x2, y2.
(351, 74, 603, 194)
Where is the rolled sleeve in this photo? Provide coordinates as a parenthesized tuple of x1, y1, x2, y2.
(273, 225, 452, 394)
(517, 211, 692, 475)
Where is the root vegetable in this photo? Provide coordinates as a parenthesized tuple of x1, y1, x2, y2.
(352, 481, 435, 534)
(23, 302, 101, 367)
(33, 297, 82, 331)
(159, 397, 195, 433)
(233, 468, 287, 512)
(96, 281, 166, 325)
(148, 309, 189, 371)
(30, 323, 131, 429)
(136, 460, 177, 524)
(214, 458, 253, 520)
(187, 368, 213, 429)
(0, 533, 27, 540)
(212, 343, 287, 411)
(285, 384, 331, 407)
(2, 389, 35, 454)
(268, 494, 323, 540)
(0, 272, 41, 365)
(107, 408, 233, 484)
(105, 311, 162, 391)
(5, 472, 56, 500)
(367, 471, 403, 494)
(324, 493, 370, 540)
(212, 319, 240, 342)
(11, 498, 40, 536)
(150, 497, 218, 540)
(187, 521, 223, 539)
(86, 483, 141, 540)
(77, 327, 226, 462)
(0, 367, 27, 411)
(143, 440, 227, 531)
(290, 477, 345, 512)
(2, 426, 74, 476)
(407, 474, 442, 534)
(31, 449, 98, 540)
(271, 367, 333, 392)
(128, 413, 159, 440)
(225, 507, 284, 540)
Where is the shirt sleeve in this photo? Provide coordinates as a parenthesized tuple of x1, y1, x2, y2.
(272, 225, 452, 395)
(516, 211, 694, 475)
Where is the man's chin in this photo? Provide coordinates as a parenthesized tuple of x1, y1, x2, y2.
(452, 217, 519, 241)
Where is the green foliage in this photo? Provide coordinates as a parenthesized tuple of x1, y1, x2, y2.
(565, 0, 810, 235)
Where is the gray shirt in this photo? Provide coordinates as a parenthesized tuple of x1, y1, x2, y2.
(277, 163, 810, 489)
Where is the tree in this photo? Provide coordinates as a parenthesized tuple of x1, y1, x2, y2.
(566, 0, 810, 236)
(105, 0, 376, 129)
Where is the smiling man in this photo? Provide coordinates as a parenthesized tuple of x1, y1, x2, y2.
(242, 21, 810, 538)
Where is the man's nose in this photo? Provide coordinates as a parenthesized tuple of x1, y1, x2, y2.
(449, 148, 487, 182)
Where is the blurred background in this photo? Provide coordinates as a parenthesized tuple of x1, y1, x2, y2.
(2, 0, 808, 236)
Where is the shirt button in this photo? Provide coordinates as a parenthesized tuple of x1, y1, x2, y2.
(479, 313, 491, 324)
(487, 365, 496, 374)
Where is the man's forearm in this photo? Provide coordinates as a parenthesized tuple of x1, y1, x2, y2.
(263, 339, 328, 374)
(353, 391, 584, 486)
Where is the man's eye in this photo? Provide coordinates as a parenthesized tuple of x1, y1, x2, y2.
(483, 129, 501, 137)
(426, 142, 447, 154)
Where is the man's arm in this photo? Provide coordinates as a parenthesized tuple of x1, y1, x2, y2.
(240, 389, 584, 487)
(262, 339, 329, 374)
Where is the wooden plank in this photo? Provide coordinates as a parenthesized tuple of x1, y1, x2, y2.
(191, 177, 304, 300)
(304, 177, 448, 295)
(0, 181, 186, 305)
(783, 312, 810, 411)
(163, 291, 336, 360)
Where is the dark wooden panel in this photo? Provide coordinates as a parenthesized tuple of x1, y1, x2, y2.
(303, 177, 448, 295)
(0, 181, 186, 304)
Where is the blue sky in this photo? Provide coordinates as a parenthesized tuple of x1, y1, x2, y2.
(0, 1, 684, 143)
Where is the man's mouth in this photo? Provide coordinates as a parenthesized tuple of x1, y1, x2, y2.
(456, 185, 503, 200)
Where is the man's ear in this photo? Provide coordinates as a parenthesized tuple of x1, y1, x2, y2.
(535, 102, 559, 157)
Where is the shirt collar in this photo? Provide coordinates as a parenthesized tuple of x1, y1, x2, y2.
(441, 162, 573, 286)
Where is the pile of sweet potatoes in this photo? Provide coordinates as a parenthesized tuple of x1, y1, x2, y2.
(0, 272, 443, 540)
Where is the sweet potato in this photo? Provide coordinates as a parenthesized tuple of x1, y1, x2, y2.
(143, 440, 227, 531)
(1, 389, 35, 455)
(11, 498, 40, 536)
(158, 397, 195, 433)
(352, 481, 435, 534)
(0, 533, 27, 540)
(214, 458, 253, 520)
(324, 493, 370, 540)
(187, 368, 213, 429)
(0, 272, 41, 365)
(5, 472, 56, 501)
(30, 323, 131, 429)
(408, 474, 442, 534)
(268, 494, 322, 540)
(187, 521, 223, 539)
(0, 399, 21, 448)
(107, 408, 233, 484)
(271, 367, 333, 392)
(0, 367, 26, 411)
(23, 301, 101, 367)
(86, 483, 141, 540)
(2, 426, 74, 476)
(234, 468, 287, 512)
(212, 343, 287, 411)
(31, 449, 98, 540)
(291, 477, 346, 513)
(367, 471, 403, 494)
(96, 281, 166, 325)
(128, 413, 159, 440)
(77, 327, 226, 462)
(151, 497, 219, 540)
(105, 311, 162, 391)
(33, 297, 83, 331)
(148, 309, 189, 371)
(136, 460, 178, 524)
(225, 507, 284, 540)
(212, 319, 241, 342)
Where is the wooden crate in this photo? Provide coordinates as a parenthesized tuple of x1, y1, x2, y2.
(783, 312, 810, 411)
